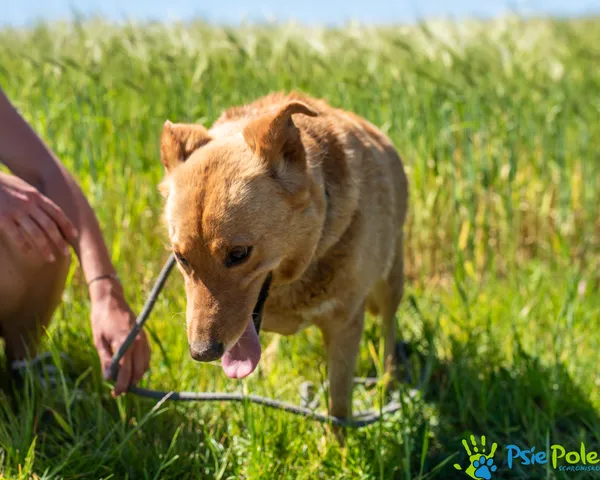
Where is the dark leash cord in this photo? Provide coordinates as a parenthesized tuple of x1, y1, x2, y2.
(108, 254, 418, 428)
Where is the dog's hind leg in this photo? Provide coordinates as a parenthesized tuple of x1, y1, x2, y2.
(370, 231, 405, 379)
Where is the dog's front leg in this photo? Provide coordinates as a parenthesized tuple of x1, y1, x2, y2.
(320, 304, 365, 420)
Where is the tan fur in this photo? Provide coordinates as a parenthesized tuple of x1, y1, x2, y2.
(159, 92, 408, 419)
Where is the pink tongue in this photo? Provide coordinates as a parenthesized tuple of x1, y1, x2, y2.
(221, 320, 262, 378)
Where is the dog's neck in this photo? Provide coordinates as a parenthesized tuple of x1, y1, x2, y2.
(302, 124, 361, 263)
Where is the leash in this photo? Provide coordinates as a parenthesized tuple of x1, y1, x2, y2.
(109, 254, 420, 428)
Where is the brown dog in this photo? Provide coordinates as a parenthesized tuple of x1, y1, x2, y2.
(158, 92, 408, 420)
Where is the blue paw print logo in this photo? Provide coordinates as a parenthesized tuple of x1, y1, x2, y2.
(473, 455, 497, 479)
(454, 435, 498, 479)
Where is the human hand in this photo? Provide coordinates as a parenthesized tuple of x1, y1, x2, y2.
(90, 279, 151, 396)
(0, 172, 77, 261)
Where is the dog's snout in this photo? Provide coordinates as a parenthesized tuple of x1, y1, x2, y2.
(189, 340, 224, 362)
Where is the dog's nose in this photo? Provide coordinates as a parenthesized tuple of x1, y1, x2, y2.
(189, 340, 224, 362)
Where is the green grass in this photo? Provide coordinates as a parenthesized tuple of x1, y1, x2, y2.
(1, 14, 599, 479)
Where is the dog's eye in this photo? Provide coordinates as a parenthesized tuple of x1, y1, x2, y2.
(175, 252, 189, 267)
(225, 246, 252, 268)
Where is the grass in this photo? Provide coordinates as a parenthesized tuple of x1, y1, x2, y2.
(0, 13, 599, 479)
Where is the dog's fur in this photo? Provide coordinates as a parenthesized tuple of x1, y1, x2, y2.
(159, 92, 408, 419)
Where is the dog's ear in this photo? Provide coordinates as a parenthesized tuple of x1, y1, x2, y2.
(160, 121, 212, 172)
(242, 101, 318, 166)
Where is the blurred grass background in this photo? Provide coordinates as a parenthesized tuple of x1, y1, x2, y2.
(0, 15, 599, 479)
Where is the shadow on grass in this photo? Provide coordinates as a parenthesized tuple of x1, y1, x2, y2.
(417, 334, 600, 480)
(0, 348, 237, 479)
(2, 318, 599, 479)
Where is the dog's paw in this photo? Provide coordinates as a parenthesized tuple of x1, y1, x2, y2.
(321, 424, 345, 450)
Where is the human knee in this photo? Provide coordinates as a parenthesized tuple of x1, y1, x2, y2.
(0, 230, 71, 315)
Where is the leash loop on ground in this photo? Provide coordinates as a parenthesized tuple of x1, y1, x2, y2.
(109, 254, 410, 428)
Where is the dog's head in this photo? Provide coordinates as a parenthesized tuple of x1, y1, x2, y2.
(158, 101, 323, 378)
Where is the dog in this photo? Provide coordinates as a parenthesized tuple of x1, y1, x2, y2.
(158, 92, 408, 421)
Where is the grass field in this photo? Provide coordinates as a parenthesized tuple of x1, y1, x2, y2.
(1, 14, 599, 479)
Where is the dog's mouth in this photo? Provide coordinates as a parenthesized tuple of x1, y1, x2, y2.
(221, 273, 273, 379)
